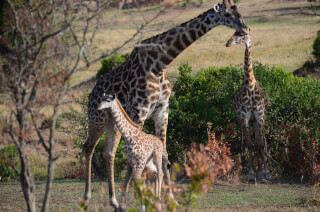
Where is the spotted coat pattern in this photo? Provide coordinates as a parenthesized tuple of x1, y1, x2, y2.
(83, 1, 249, 209)
(98, 96, 164, 209)
(226, 33, 271, 182)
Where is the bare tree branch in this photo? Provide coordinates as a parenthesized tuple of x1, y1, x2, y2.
(29, 110, 49, 152)
(77, 7, 165, 71)
(1, 1, 168, 211)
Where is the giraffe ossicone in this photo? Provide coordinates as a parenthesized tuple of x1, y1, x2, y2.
(226, 31, 271, 183)
(83, 0, 248, 210)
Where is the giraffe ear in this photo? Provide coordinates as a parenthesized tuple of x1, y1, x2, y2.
(213, 4, 219, 13)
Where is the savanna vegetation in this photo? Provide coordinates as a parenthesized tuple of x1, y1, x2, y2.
(1, 0, 320, 211)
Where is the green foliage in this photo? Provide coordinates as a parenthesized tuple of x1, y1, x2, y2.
(233, 0, 241, 3)
(168, 63, 320, 177)
(0, 146, 19, 182)
(96, 53, 129, 79)
(313, 30, 320, 61)
(167, 64, 242, 153)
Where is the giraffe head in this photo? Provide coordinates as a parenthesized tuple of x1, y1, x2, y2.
(215, 0, 249, 35)
(225, 30, 251, 47)
(98, 93, 116, 110)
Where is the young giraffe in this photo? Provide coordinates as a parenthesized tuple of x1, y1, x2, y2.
(83, 0, 249, 209)
(226, 32, 271, 182)
(98, 93, 165, 211)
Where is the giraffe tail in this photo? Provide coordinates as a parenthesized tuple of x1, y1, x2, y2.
(163, 154, 171, 169)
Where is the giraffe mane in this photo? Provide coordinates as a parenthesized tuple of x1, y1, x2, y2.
(141, 8, 216, 44)
(115, 98, 140, 129)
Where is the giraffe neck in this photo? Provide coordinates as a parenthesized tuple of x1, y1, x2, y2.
(110, 99, 139, 137)
(243, 42, 256, 88)
(138, 8, 222, 74)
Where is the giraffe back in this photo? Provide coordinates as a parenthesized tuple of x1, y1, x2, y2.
(88, 49, 172, 126)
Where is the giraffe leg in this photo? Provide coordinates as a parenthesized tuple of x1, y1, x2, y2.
(154, 148, 163, 211)
(242, 123, 255, 183)
(253, 122, 263, 181)
(133, 162, 146, 212)
(119, 162, 133, 212)
(240, 130, 246, 166)
(83, 125, 105, 206)
(153, 108, 176, 202)
(254, 121, 271, 181)
(102, 120, 122, 210)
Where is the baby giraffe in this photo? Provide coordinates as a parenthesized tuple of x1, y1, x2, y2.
(226, 32, 271, 182)
(98, 93, 165, 211)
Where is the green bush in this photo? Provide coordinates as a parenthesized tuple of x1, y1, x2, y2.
(0, 146, 19, 182)
(96, 53, 129, 79)
(76, 58, 320, 179)
(166, 63, 320, 177)
(170, 64, 240, 141)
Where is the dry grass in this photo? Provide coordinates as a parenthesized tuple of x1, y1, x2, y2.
(0, 0, 319, 112)
(74, 0, 320, 84)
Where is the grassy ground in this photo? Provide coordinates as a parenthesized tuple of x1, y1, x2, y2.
(0, 180, 319, 211)
(73, 0, 320, 86)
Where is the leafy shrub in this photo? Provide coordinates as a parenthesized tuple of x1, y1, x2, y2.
(0, 146, 19, 182)
(167, 63, 320, 180)
(166, 64, 242, 158)
(96, 53, 129, 79)
(282, 125, 320, 183)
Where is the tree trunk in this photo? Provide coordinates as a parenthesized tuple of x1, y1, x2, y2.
(41, 148, 56, 212)
(19, 147, 36, 212)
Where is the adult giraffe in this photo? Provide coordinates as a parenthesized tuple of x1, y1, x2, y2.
(226, 32, 271, 182)
(83, 0, 249, 210)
